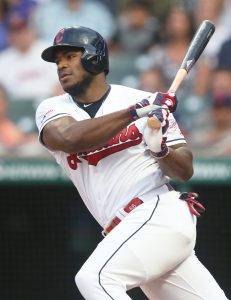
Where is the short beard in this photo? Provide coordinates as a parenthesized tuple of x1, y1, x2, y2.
(64, 73, 94, 98)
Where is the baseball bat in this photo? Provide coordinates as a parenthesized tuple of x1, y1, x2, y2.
(148, 19, 215, 129)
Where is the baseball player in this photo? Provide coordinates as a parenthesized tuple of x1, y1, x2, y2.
(35, 26, 228, 300)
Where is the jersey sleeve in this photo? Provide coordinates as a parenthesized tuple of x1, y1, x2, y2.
(35, 97, 71, 140)
(166, 113, 186, 146)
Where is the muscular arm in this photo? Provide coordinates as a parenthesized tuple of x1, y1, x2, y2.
(153, 144, 194, 181)
(42, 108, 132, 153)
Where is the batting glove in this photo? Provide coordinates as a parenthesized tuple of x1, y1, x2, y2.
(149, 92, 178, 113)
(179, 192, 205, 217)
(143, 108, 170, 159)
(129, 92, 177, 121)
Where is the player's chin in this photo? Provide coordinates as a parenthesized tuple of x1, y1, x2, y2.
(60, 81, 74, 93)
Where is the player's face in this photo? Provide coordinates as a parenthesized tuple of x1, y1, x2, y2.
(55, 47, 94, 97)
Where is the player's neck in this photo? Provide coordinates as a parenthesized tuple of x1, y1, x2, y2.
(72, 77, 109, 104)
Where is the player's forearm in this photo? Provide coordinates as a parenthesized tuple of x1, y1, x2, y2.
(43, 92, 178, 153)
(56, 109, 132, 153)
(156, 146, 194, 181)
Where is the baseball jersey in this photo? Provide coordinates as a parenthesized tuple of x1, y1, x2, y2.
(36, 84, 186, 227)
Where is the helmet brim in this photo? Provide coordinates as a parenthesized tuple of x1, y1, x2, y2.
(41, 44, 78, 62)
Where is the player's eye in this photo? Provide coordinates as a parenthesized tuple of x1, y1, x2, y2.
(67, 53, 77, 60)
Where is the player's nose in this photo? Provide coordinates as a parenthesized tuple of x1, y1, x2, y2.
(57, 58, 69, 70)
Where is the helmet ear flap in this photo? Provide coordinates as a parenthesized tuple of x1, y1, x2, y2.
(81, 40, 109, 75)
(81, 52, 104, 74)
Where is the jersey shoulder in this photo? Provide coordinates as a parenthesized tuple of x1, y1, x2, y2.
(36, 93, 70, 109)
(35, 93, 72, 131)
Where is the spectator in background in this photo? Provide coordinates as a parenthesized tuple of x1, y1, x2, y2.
(141, 6, 196, 97)
(217, 37, 231, 71)
(189, 67, 231, 157)
(0, 1, 9, 51)
(0, 83, 39, 157)
(33, 0, 116, 43)
(107, 0, 159, 86)
(194, 0, 231, 62)
(118, 0, 172, 22)
(115, 0, 160, 54)
(137, 67, 167, 93)
(219, 0, 231, 28)
(0, 7, 59, 101)
(5, 0, 37, 13)
(98, 0, 117, 16)
(137, 6, 201, 131)
(192, 0, 231, 97)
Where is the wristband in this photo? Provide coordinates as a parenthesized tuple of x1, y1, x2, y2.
(129, 100, 160, 121)
(150, 146, 170, 159)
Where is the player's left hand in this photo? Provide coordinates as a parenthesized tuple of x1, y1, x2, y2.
(143, 107, 170, 159)
(128, 92, 177, 121)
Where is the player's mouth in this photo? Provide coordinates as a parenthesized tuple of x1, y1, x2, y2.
(59, 72, 72, 82)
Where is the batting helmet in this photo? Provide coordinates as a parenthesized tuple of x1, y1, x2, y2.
(41, 26, 109, 75)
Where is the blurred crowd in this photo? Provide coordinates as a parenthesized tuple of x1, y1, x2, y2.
(1, 0, 231, 158)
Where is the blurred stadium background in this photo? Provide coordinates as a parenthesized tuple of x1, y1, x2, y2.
(0, 0, 230, 299)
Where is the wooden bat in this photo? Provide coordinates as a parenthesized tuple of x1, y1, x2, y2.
(148, 19, 216, 129)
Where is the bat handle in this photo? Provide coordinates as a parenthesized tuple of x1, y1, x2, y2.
(168, 68, 187, 94)
(148, 68, 187, 129)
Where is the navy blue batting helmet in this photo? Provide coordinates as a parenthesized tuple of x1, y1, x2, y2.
(41, 26, 109, 75)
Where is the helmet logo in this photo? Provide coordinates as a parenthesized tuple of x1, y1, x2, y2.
(55, 29, 65, 44)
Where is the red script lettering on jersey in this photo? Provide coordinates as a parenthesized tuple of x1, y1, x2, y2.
(67, 124, 142, 169)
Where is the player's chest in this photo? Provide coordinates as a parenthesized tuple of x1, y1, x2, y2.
(69, 97, 128, 120)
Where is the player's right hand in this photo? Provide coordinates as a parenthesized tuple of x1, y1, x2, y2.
(128, 92, 177, 121)
(143, 107, 170, 159)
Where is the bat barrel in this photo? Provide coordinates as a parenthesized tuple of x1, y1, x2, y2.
(180, 20, 215, 73)
(147, 20, 215, 129)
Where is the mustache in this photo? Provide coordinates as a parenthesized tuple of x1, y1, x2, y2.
(58, 70, 72, 80)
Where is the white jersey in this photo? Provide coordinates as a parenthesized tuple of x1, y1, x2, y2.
(36, 84, 186, 227)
